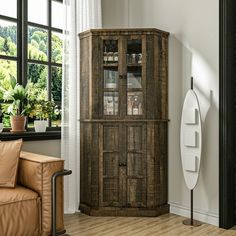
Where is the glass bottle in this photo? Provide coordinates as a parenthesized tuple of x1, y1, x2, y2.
(103, 46, 108, 63)
(132, 96, 139, 115)
(127, 96, 133, 115)
(114, 52, 118, 62)
(107, 97, 114, 115)
(108, 43, 113, 62)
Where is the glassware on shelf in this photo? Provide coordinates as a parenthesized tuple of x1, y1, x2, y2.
(127, 39, 142, 64)
(132, 54, 136, 64)
(114, 52, 118, 62)
(104, 92, 118, 116)
(126, 53, 142, 64)
(127, 92, 143, 115)
(138, 53, 142, 64)
(103, 40, 118, 64)
(132, 96, 139, 115)
(107, 52, 113, 63)
(104, 46, 108, 63)
(127, 96, 133, 115)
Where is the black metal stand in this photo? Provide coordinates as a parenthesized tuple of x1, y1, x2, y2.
(191, 76, 194, 90)
(51, 169, 72, 236)
(183, 189, 202, 227)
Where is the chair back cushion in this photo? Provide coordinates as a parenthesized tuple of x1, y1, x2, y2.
(0, 139, 23, 188)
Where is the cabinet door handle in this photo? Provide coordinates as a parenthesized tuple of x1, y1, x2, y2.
(119, 162, 127, 166)
(119, 75, 127, 80)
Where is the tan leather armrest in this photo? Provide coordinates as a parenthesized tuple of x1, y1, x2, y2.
(18, 151, 65, 236)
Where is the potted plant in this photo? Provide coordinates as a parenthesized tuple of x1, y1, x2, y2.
(0, 104, 3, 133)
(0, 76, 28, 132)
(29, 100, 55, 132)
(26, 82, 55, 132)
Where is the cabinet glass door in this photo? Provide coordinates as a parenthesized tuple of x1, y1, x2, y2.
(103, 39, 119, 116)
(126, 39, 144, 116)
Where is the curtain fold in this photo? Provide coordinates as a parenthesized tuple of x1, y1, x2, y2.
(62, 0, 102, 213)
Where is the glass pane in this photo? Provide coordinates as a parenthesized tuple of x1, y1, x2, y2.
(0, 20, 17, 57)
(103, 40, 118, 64)
(52, 67, 62, 127)
(104, 68, 118, 89)
(27, 63, 48, 127)
(28, 0, 48, 25)
(52, 104, 61, 127)
(104, 92, 118, 116)
(27, 63, 48, 91)
(127, 39, 142, 64)
(52, 0, 64, 29)
(28, 26, 48, 61)
(2, 112, 10, 128)
(0, 0, 17, 18)
(52, 32, 63, 63)
(127, 67, 142, 89)
(51, 66, 62, 102)
(127, 92, 143, 115)
(0, 59, 17, 100)
(0, 59, 17, 128)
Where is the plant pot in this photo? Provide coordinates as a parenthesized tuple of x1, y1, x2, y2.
(34, 120, 47, 132)
(10, 116, 26, 133)
(0, 123, 3, 133)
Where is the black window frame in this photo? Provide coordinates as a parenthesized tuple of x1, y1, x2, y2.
(0, 0, 63, 140)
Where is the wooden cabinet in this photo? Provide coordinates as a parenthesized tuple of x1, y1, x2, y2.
(79, 29, 169, 216)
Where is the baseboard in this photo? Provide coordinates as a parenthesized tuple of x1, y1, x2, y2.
(169, 202, 219, 226)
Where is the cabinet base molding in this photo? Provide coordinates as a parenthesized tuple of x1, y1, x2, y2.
(79, 203, 169, 217)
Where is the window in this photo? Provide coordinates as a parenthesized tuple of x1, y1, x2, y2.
(0, 0, 63, 130)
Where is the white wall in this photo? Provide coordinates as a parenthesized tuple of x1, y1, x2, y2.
(22, 140, 61, 157)
(102, 0, 219, 225)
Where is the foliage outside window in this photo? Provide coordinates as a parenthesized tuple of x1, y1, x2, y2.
(0, 0, 63, 129)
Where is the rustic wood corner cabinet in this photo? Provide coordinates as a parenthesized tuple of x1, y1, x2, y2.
(79, 28, 169, 216)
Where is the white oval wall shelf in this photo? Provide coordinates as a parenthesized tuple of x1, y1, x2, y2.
(180, 89, 202, 190)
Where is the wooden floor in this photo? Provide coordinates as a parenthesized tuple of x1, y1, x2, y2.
(64, 213, 236, 236)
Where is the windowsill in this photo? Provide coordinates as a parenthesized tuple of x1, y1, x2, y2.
(0, 129, 61, 141)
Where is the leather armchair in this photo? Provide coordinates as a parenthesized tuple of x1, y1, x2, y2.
(0, 151, 65, 236)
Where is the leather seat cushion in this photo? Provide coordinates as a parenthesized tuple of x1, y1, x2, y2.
(0, 185, 41, 236)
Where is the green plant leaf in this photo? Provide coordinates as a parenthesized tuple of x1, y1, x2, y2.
(9, 74, 17, 89)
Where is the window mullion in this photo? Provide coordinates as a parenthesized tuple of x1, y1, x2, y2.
(22, 0, 28, 87)
(48, 0, 52, 101)
(48, 0, 52, 127)
(17, 0, 22, 84)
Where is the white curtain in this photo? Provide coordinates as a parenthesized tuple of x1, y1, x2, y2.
(62, 0, 102, 213)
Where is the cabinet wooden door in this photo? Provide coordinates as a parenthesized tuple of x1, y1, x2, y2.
(99, 123, 147, 208)
(125, 123, 147, 207)
(99, 123, 122, 207)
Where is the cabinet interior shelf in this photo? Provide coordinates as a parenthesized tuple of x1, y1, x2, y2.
(127, 63, 142, 67)
(103, 63, 118, 67)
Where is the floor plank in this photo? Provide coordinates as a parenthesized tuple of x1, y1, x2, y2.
(64, 213, 236, 236)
